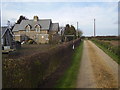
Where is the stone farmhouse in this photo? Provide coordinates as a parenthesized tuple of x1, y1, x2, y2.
(12, 16, 59, 44)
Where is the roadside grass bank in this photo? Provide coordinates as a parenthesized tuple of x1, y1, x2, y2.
(91, 39, 120, 64)
(54, 40, 83, 88)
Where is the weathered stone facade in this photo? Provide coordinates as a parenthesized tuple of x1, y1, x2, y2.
(12, 16, 59, 44)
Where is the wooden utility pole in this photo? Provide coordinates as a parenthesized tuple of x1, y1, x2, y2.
(77, 22, 78, 38)
(94, 19, 96, 37)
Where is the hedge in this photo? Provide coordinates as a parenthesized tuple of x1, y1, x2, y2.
(2, 38, 81, 88)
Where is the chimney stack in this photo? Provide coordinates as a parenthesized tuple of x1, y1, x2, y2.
(34, 16, 39, 21)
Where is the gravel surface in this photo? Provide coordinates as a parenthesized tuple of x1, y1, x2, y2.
(77, 40, 119, 88)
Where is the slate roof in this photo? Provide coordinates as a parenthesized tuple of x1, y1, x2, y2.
(12, 24, 20, 31)
(1, 26, 13, 38)
(50, 23, 59, 31)
(1, 26, 7, 36)
(12, 19, 59, 32)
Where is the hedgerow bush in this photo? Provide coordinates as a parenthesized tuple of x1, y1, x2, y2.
(3, 38, 81, 88)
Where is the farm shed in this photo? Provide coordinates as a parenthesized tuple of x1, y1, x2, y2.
(1, 26, 14, 49)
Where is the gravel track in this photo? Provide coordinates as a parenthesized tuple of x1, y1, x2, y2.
(77, 40, 119, 88)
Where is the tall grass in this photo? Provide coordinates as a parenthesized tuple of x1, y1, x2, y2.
(91, 39, 120, 64)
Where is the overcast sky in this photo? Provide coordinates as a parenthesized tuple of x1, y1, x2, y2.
(1, 1, 119, 36)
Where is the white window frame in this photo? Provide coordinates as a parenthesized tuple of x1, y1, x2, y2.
(35, 24, 40, 32)
(25, 25, 30, 32)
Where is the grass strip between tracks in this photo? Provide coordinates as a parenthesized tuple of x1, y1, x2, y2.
(54, 41, 83, 88)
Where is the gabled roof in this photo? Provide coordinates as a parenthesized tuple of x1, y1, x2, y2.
(12, 19, 52, 31)
(12, 24, 20, 31)
(50, 23, 59, 31)
(1, 26, 7, 36)
(1, 26, 13, 38)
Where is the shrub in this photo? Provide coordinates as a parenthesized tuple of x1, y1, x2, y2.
(3, 38, 81, 88)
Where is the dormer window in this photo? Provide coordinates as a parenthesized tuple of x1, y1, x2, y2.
(35, 24, 41, 32)
(25, 24, 31, 32)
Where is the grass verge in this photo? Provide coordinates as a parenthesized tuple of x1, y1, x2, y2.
(54, 41, 83, 88)
(92, 40, 119, 64)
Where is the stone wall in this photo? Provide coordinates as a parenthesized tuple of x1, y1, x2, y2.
(13, 30, 49, 43)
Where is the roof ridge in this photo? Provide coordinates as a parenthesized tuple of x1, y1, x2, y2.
(29, 19, 51, 21)
(52, 23, 59, 24)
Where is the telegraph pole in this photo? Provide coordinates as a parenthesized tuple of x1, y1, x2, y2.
(77, 22, 78, 38)
(94, 19, 96, 37)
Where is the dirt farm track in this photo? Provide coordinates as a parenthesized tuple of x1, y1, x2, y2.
(77, 40, 119, 88)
